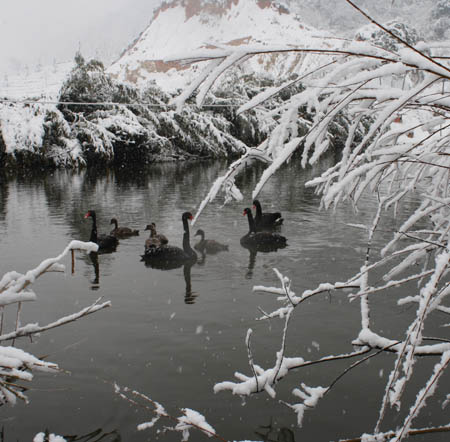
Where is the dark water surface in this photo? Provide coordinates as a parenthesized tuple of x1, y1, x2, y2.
(0, 160, 447, 441)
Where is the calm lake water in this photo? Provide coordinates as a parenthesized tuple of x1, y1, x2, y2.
(0, 158, 447, 441)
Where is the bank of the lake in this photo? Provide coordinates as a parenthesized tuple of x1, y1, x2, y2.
(1, 55, 354, 173)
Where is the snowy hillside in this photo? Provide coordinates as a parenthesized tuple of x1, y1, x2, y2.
(108, 0, 330, 91)
(0, 61, 73, 100)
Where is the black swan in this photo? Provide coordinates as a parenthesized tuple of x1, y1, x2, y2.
(252, 199, 283, 231)
(194, 229, 229, 254)
(141, 212, 197, 266)
(144, 223, 168, 251)
(241, 207, 287, 252)
(110, 218, 139, 238)
(84, 210, 119, 251)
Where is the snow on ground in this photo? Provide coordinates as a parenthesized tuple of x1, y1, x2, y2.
(1, 61, 73, 100)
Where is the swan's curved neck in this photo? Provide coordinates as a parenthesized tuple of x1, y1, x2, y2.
(182, 218, 195, 257)
(90, 214, 98, 242)
(246, 211, 256, 233)
(111, 219, 118, 229)
(182, 217, 189, 233)
(183, 231, 192, 253)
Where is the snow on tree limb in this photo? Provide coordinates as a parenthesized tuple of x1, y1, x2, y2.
(0, 240, 98, 306)
(0, 241, 108, 407)
(115, 384, 225, 441)
(164, 3, 450, 439)
(0, 298, 111, 343)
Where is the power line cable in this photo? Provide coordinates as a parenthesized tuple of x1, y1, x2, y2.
(0, 98, 242, 108)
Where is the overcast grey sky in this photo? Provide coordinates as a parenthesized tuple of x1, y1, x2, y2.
(0, 0, 160, 73)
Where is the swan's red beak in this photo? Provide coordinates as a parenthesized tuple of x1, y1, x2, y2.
(243, 211, 246, 216)
(84, 212, 90, 219)
(189, 214, 193, 220)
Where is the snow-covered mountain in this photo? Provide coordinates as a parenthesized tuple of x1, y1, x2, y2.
(108, 0, 330, 91)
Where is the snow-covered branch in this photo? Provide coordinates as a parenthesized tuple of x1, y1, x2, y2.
(0, 241, 109, 407)
(115, 384, 226, 441)
(170, 3, 450, 440)
(0, 240, 98, 306)
(0, 297, 111, 343)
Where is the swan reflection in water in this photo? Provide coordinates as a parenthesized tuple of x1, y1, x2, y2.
(79, 209, 119, 289)
(255, 419, 295, 442)
(183, 262, 197, 304)
(73, 251, 100, 290)
(85, 243, 118, 290)
(241, 243, 287, 279)
(89, 252, 100, 290)
(141, 258, 198, 304)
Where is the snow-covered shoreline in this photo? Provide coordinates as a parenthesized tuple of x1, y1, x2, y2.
(0, 52, 329, 171)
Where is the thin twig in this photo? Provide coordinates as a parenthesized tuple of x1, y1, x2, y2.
(246, 329, 259, 392)
(338, 425, 450, 442)
(117, 385, 227, 441)
(396, 353, 450, 441)
(0, 299, 111, 343)
(325, 342, 401, 395)
(271, 309, 292, 386)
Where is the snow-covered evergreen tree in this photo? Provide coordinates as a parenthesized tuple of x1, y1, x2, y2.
(432, 0, 450, 40)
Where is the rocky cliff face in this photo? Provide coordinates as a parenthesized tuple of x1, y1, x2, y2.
(108, 0, 327, 91)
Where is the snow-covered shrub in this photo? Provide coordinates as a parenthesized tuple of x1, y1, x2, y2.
(0, 102, 87, 169)
(58, 53, 122, 118)
(58, 57, 169, 164)
(0, 102, 57, 169)
(42, 110, 84, 167)
(431, 0, 450, 40)
(56, 54, 265, 166)
(355, 20, 420, 51)
(140, 81, 172, 108)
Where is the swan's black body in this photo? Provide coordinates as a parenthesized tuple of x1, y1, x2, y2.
(240, 208, 287, 252)
(252, 199, 283, 231)
(194, 229, 228, 254)
(142, 212, 197, 268)
(85, 210, 119, 251)
(110, 218, 139, 238)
